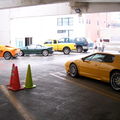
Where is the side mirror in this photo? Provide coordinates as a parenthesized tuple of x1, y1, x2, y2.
(81, 58, 85, 61)
(82, 58, 90, 62)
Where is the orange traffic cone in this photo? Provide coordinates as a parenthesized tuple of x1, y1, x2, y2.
(7, 64, 15, 87)
(7, 66, 24, 91)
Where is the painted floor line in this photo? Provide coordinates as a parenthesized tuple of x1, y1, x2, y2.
(56, 72, 66, 76)
(50, 73, 120, 102)
(0, 85, 35, 120)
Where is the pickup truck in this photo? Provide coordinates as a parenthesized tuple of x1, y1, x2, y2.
(59, 37, 89, 53)
(44, 39, 76, 54)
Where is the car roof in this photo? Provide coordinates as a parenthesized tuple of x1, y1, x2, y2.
(94, 52, 120, 56)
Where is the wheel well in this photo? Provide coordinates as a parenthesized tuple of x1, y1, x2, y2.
(70, 62, 77, 69)
(76, 45, 82, 48)
(42, 49, 49, 54)
(42, 49, 48, 52)
(110, 69, 120, 77)
(63, 47, 70, 51)
(20, 50, 24, 56)
(4, 51, 12, 56)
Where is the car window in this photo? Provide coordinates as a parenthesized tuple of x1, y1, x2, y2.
(84, 54, 95, 61)
(91, 54, 106, 62)
(103, 55, 114, 63)
(28, 45, 36, 49)
(58, 40, 64, 43)
(53, 40, 57, 44)
(44, 41, 52, 44)
(75, 37, 87, 43)
(36, 45, 42, 49)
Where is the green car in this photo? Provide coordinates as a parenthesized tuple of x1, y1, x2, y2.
(20, 44, 54, 56)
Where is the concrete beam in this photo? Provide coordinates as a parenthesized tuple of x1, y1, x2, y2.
(70, 2, 120, 14)
(0, 0, 68, 9)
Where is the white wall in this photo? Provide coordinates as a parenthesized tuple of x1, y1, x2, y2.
(0, 2, 86, 47)
(10, 16, 58, 46)
(0, 2, 72, 46)
(0, 9, 10, 45)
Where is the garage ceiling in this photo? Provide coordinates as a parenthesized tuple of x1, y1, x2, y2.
(0, 0, 120, 13)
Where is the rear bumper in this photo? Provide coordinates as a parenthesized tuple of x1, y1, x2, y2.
(12, 49, 21, 57)
(49, 50, 54, 54)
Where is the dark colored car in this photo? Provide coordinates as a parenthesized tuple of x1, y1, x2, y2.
(20, 44, 53, 56)
(59, 37, 88, 53)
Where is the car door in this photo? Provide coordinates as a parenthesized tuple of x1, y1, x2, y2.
(35, 45, 42, 54)
(52, 40, 58, 50)
(0, 46, 4, 57)
(80, 53, 105, 80)
(25, 45, 36, 54)
(97, 54, 115, 81)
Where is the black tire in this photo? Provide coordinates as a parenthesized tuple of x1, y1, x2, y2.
(3, 52, 12, 60)
(19, 50, 24, 56)
(63, 47, 70, 55)
(42, 50, 49, 56)
(69, 63, 79, 77)
(77, 46, 83, 53)
(110, 72, 120, 91)
(83, 49, 88, 53)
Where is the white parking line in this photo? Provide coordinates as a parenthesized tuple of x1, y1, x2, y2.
(0, 85, 36, 120)
(55, 72, 66, 76)
(49, 73, 120, 102)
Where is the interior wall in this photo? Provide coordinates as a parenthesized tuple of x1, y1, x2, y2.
(0, 9, 10, 45)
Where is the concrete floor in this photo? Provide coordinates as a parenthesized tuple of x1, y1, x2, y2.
(0, 52, 120, 120)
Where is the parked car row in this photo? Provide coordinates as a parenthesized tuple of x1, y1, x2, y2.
(0, 37, 93, 60)
(0, 44, 53, 60)
(44, 37, 94, 53)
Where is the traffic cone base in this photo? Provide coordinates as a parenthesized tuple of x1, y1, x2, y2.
(24, 84, 36, 89)
(8, 85, 24, 91)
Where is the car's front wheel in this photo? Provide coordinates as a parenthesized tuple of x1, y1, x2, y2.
(69, 63, 79, 77)
(63, 47, 70, 55)
(4, 52, 12, 60)
(110, 72, 120, 91)
(42, 50, 49, 56)
(19, 50, 24, 56)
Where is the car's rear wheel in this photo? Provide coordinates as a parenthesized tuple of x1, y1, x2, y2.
(110, 72, 120, 91)
(63, 47, 70, 55)
(69, 63, 79, 77)
(4, 52, 12, 60)
(42, 50, 49, 56)
(77, 46, 83, 53)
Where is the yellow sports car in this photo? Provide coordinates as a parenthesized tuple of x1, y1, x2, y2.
(65, 52, 120, 91)
(0, 45, 20, 60)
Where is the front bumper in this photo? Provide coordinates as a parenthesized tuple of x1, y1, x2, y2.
(82, 46, 88, 50)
